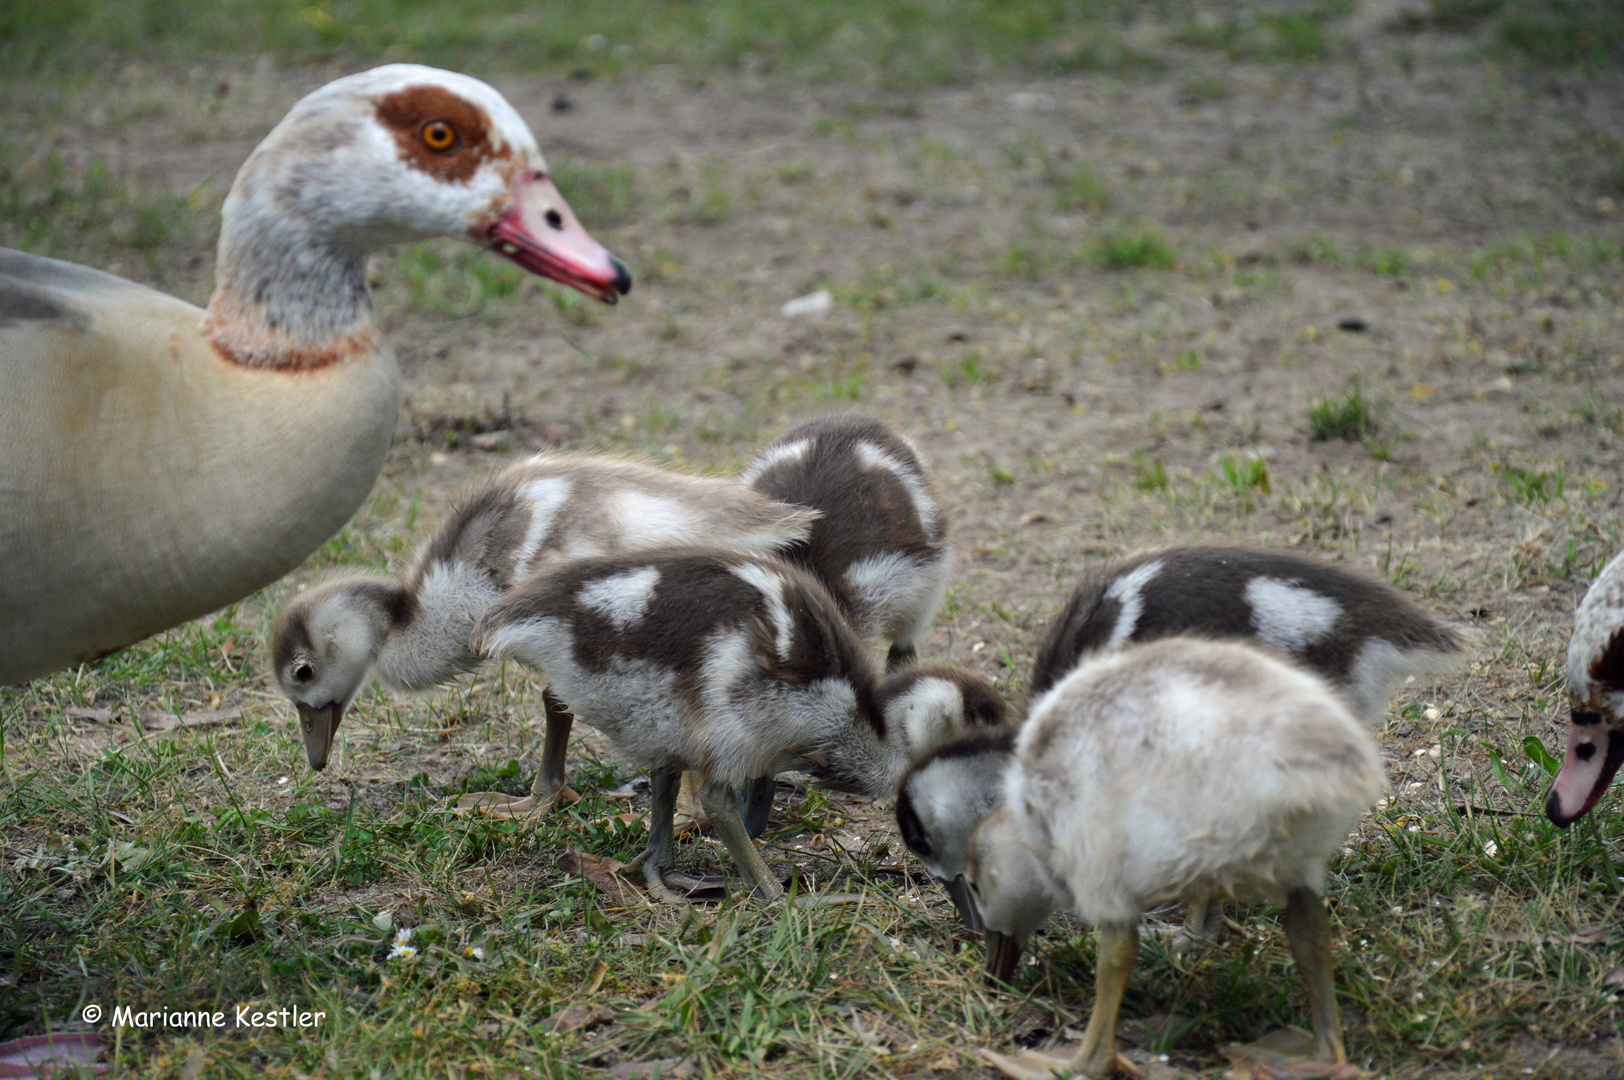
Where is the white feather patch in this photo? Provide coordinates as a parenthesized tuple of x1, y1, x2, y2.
(854, 440, 937, 536)
(1103, 560, 1164, 650)
(1245, 577, 1343, 653)
(609, 490, 704, 546)
(884, 676, 964, 754)
(740, 438, 812, 486)
(512, 476, 573, 575)
(578, 566, 661, 630)
(729, 561, 794, 662)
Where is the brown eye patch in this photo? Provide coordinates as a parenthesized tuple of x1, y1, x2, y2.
(375, 85, 507, 184)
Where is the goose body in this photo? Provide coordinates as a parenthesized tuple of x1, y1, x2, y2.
(737, 413, 954, 835)
(1, 65, 629, 686)
(1547, 549, 1624, 826)
(1031, 543, 1464, 721)
(965, 638, 1384, 1076)
(271, 452, 819, 783)
(742, 413, 950, 671)
(899, 543, 1458, 929)
(474, 548, 1002, 901)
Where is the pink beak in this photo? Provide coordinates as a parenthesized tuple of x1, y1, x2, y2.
(1545, 712, 1623, 827)
(487, 171, 631, 304)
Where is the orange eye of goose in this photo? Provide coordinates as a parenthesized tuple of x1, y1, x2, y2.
(421, 121, 456, 151)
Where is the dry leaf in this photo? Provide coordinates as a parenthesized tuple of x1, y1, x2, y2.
(0, 1033, 109, 1076)
(1602, 965, 1624, 987)
(64, 707, 113, 723)
(180, 1047, 206, 1080)
(140, 706, 243, 733)
(1224, 1029, 1361, 1080)
(557, 849, 639, 909)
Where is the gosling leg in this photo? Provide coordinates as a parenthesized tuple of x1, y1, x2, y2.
(738, 775, 777, 839)
(1173, 897, 1226, 953)
(1283, 888, 1346, 1064)
(1069, 922, 1143, 1079)
(454, 685, 579, 816)
(700, 778, 784, 901)
(624, 766, 693, 904)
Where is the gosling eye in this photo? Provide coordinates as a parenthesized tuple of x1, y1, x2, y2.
(293, 662, 315, 683)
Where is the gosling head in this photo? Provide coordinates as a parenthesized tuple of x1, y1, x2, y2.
(963, 803, 1063, 983)
(894, 729, 1015, 930)
(271, 576, 409, 771)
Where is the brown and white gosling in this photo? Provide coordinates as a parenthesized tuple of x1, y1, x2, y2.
(271, 453, 817, 813)
(737, 412, 953, 835)
(472, 547, 1003, 902)
(898, 542, 1460, 931)
(965, 637, 1385, 1080)
(1547, 548, 1624, 827)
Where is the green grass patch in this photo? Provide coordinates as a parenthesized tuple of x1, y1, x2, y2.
(1090, 228, 1175, 271)
(1308, 383, 1378, 442)
(1, 0, 1143, 87)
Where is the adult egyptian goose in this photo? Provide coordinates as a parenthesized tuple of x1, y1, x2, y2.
(473, 547, 1001, 901)
(899, 542, 1460, 931)
(1546, 549, 1624, 827)
(0, 65, 629, 686)
(271, 452, 818, 801)
(737, 413, 953, 835)
(965, 638, 1384, 1080)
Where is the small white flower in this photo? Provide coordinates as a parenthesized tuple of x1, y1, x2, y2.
(465, 946, 485, 961)
(388, 943, 419, 961)
(393, 928, 412, 946)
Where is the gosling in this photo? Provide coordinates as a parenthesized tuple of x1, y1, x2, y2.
(473, 547, 1002, 901)
(271, 451, 817, 815)
(965, 637, 1384, 1079)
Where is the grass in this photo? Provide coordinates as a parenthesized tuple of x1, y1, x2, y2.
(1308, 383, 1378, 442)
(0, 0, 1144, 87)
(1090, 228, 1175, 271)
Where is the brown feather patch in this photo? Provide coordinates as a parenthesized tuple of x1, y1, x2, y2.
(1590, 628, 1624, 690)
(374, 85, 509, 184)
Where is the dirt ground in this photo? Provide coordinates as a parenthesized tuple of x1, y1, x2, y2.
(5, 6, 1624, 1077)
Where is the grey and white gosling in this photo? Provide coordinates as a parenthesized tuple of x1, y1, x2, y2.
(1547, 547, 1624, 827)
(472, 547, 1001, 902)
(270, 451, 818, 814)
(737, 412, 952, 835)
(965, 638, 1384, 1080)
(899, 542, 1460, 932)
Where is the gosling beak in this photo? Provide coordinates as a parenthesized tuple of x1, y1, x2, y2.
(487, 171, 631, 303)
(1545, 712, 1623, 827)
(297, 701, 345, 771)
(983, 928, 1023, 983)
(944, 875, 981, 931)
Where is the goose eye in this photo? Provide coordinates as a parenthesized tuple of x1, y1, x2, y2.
(421, 121, 456, 151)
(293, 662, 315, 683)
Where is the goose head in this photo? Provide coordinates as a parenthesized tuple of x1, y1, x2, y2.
(964, 803, 1064, 982)
(206, 65, 630, 367)
(271, 576, 409, 770)
(1547, 557, 1624, 827)
(894, 728, 1015, 930)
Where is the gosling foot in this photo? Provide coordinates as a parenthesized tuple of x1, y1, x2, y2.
(453, 786, 580, 817)
(976, 1046, 1141, 1080)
